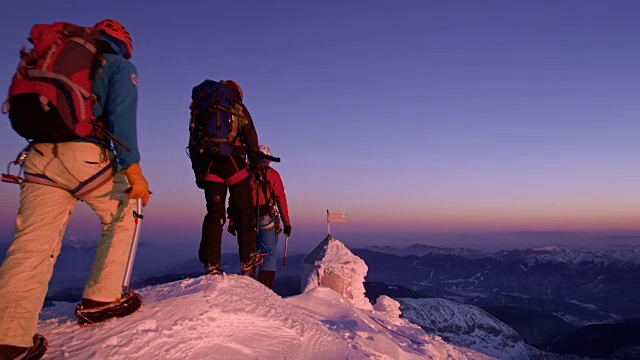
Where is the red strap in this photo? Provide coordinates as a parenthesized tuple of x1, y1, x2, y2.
(201, 157, 249, 185)
(203, 173, 225, 183)
(227, 169, 249, 186)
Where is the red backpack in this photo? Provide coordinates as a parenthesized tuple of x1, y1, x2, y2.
(2, 22, 106, 143)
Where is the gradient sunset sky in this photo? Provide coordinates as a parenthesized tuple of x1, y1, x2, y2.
(1, 0, 639, 252)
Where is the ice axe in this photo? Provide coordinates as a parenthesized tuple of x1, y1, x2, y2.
(249, 148, 281, 163)
(282, 235, 289, 268)
(122, 198, 143, 294)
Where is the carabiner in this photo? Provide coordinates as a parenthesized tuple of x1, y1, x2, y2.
(1, 147, 28, 184)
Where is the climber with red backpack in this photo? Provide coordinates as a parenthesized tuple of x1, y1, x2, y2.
(0, 20, 149, 359)
(227, 145, 291, 288)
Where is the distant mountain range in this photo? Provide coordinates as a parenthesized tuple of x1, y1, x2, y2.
(368, 244, 486, 258)
(356, 244, 640, 359)
(355, 244, 640, 324)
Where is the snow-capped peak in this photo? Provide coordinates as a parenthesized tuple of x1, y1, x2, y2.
(398, 298, 542, 359)
(303, 236, 372, 311)
(37, 274, 492, 359)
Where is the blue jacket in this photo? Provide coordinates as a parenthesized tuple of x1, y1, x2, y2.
(90, 36, 140, 170)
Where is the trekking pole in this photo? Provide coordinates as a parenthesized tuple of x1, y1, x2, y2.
(282, 235, 289, 267)
(251, 173, 261, 279)
(122, 198, 143, 294)
(255, 173, 260, 238)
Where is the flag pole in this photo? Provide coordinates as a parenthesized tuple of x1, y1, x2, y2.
(327, 209, 331, 236)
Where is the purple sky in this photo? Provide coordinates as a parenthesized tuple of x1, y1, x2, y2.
(1, 1, 639, 252)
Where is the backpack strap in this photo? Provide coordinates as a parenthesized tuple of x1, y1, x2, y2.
(257, 168, 276, 210)
(228, 102, 246, 148)
(88, 48, 131, 152)
(91, 116, 131, 152)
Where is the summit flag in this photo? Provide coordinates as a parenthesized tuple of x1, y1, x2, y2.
(327, 212, 348, 223)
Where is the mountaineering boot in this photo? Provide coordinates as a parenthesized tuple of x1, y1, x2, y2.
(241, 252, 267, 277)
(75, 289, 142, 326)
(257, 270, 276, 289)
(204, 263, 224, 275)
(0, 334, 48, 360)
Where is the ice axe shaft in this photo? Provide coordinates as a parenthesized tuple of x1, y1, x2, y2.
(122, 198, 143, 293)
(282, 235, 289, 267)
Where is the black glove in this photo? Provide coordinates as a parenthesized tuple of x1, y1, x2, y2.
(227, 223, 236, 236)
(283, 224, 291, 236)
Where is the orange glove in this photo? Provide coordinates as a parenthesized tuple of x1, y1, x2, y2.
(122, 163, 150, 207)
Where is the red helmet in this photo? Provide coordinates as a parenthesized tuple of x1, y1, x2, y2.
(225, 80, 243, 100)
(95, 19, 133, 59)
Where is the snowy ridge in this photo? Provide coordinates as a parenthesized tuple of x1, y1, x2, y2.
(40, 276, 364, 359)
(398, 298, 541, 359)
(31, 237, 591, 359)
(32, 237, 510, 359)
(37, 275, 494, 359)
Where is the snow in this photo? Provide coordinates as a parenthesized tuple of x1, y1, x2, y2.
(39, 275, 363, 359)
(567, 299, 599, 310)
(519, 264, 528, 272)
(531, 246, 562, 252)
(33, 238, 496, 359)
(37, 275, 494, 359)
(303, 236, 373, 311)
(398, 298, 540, 360)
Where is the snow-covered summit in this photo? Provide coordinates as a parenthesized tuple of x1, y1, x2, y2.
(38, 274, 493, 359)
(303, 235, 372, 311)
(33, 237, 502, 359)
(32, 237, 574, 359)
